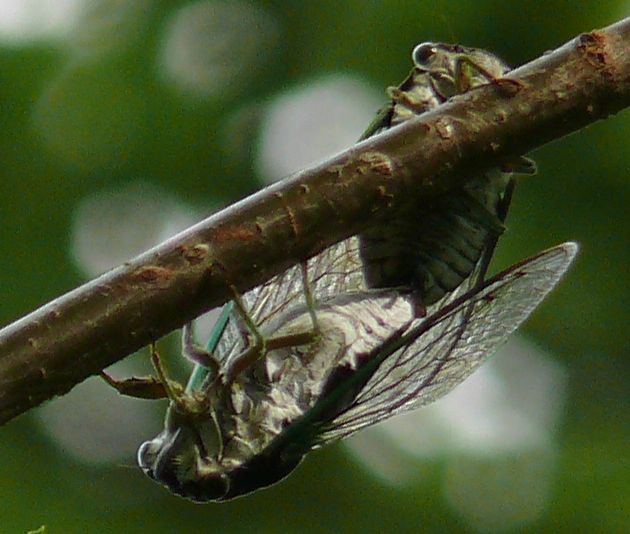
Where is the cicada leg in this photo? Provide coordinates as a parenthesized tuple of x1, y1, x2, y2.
(148, 342, 209, 414)
(229, 283, 268, 356)
(224, 261, 321, 382)
(99, 341, 174, 401)
(148, 343, 181, 401)
(453, 54, 523, 94)
(100, 370, 168, 400)
(452, 54, 536, 185)
(300, 260, 321, 334)
(181, 322, 220, 377)
(500, 156, 536, 175)
(100, 341, 208, 415)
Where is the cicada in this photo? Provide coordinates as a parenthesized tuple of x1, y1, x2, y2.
(359, 42, 535, 308)
(124, 44, 577, 502)
(136, 242, 576, 502)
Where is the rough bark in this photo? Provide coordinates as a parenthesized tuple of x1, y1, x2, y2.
(1, 19, 629, 425)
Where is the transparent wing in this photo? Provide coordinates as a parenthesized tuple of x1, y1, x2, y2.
(317, 242, 578, 443)
(211, 47, 516, 368)
(214, 236, 366, 364)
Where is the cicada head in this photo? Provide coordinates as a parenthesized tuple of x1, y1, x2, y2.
(138, 399, 305, 502)
(411, 41, 510, 98)
(137, 403, 230, 502)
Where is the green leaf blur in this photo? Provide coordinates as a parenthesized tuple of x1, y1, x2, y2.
(0, 1, 628, 532)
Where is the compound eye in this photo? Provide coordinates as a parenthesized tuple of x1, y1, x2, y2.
(412, 42, 436, 66)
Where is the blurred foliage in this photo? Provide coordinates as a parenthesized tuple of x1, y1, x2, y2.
(0, 1, 628, 533)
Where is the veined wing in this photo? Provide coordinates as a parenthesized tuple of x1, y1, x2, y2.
(213, 236, 366, 365)
(315, 242, 578, 443)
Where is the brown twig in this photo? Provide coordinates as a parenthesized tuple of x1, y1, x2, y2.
(1, 19, 630, 425)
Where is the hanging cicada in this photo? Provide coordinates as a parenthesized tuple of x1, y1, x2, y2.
(105, 43, 577, 502)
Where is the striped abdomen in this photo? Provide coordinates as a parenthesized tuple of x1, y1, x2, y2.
(359, 170, 510, 305)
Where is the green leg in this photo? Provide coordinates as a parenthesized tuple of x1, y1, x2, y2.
(148, 343, 209, 414)
(301, 260, 320, 334)
(224, 264, 321, 382)
(182, 322, 220, 377)
(229, 284, 267, 356)
(454, 55, 523, 94)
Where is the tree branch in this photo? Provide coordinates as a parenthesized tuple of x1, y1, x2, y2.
(1, 18, 630, 425)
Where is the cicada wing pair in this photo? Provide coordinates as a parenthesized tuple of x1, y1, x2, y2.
(198, 241, 577, 451)
(316, 242, 577, 443)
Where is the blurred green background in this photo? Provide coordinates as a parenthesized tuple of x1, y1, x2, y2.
(1, 1, 628, 533)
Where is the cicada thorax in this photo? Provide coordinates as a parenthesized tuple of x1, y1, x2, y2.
(359, 44, 514, 307)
